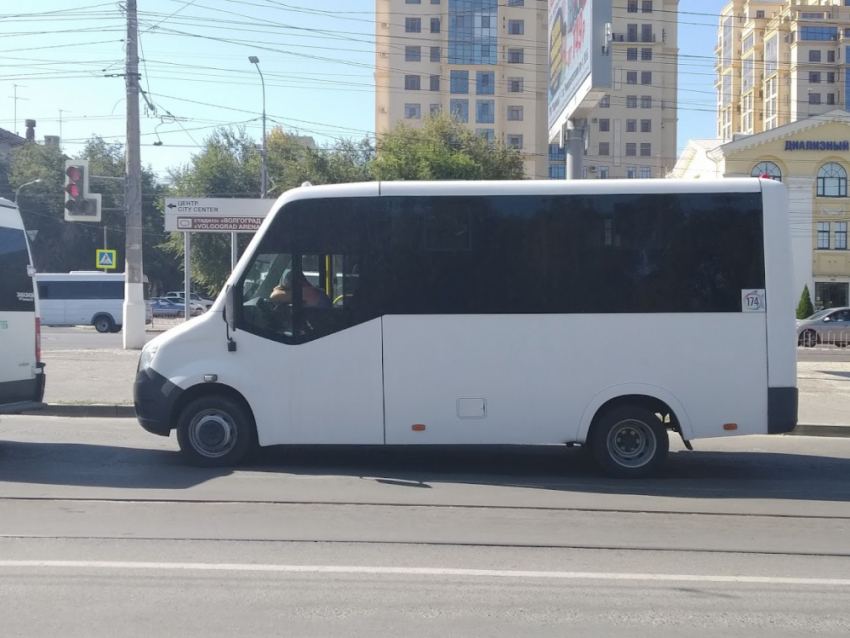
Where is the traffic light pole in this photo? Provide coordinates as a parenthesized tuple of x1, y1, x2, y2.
(123, 0, 146, 349)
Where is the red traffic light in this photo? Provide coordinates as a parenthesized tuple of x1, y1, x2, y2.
(66, 183, 80, 197)
(66, 165, 82, 182)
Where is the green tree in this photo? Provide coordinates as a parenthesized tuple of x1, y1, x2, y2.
(162, 127, 263, 294)
(164, 127, 374, 292)
(371, 114, 525, 181)
(265, 129, 373, 196)
(10, 138, 178, 293)
(797, 284, 815, 319)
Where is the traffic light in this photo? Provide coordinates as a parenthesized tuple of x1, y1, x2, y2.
(64, 159, 101, 222)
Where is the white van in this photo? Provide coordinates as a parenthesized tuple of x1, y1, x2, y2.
(0, 198, 45, 414)
(35, 272, 152, 333)
(135, 179, 797, 478)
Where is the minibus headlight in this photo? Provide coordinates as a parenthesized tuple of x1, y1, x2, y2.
(139, 343, 159, 372)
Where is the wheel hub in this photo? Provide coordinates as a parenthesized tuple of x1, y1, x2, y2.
(188, 411, 237, 458)
(606, 419, 657, 469)
(198, 419, 227, 447)
(615, 427, 643, 455)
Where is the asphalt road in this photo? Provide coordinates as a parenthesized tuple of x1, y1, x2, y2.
(2, 415, 850, 636)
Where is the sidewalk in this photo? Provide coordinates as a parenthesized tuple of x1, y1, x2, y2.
(43, 348, 138, 407)
(797, 361, 850, 427)
(35, 349, 850, 435)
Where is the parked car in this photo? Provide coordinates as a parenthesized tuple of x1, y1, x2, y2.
(797, 307, 850, 347)
(165, 291, 212, 313)
(151, 297, 186, 318)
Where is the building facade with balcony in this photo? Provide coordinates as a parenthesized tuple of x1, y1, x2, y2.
(375, 0, 678, 180)
(671, 110, 850, 310)
(715, 0, 850, 142)
(375, 0, 549, 179)
(551, 0, 679, 180)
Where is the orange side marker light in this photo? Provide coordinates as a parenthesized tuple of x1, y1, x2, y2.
(412, 424, 426, 432)
(723, 423, 738, 431)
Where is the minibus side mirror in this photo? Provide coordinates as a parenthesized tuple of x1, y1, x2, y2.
(224, 285, 236, 330)
(224, 284, 237, 352)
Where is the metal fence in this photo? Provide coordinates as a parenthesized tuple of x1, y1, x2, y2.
(797, 328, 850, 351)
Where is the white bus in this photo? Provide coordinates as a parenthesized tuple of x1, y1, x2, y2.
(36, 272, 152, 333)
(135, 179, 797, 477)
(0, 198, 45, 414)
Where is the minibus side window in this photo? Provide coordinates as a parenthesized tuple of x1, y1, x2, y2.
(0, 226, 34, 312)
(236, 198, 369, 345)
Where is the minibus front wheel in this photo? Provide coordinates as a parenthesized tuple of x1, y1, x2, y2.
(176, 395, 257, 467)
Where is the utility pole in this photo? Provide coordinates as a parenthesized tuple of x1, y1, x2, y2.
(9, 85, 28, 136)
(123, 0, 146, 349)
(58, 109, 70, 144)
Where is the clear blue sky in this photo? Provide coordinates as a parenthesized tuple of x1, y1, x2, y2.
(2, 1, 727, 180)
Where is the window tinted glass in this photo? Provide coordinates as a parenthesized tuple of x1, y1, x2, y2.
(0, 226, 34, 312)
(369, 194, 764, 315)
(36, 280, 124, 300)
(236, 199, 371, 344)
(237, 192, 766, 344)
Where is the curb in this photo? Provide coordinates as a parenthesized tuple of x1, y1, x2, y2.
(38, 404, 136, 418)
(788, 424, 850, 438)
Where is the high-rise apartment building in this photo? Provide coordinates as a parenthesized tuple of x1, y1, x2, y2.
(375, 0, 549, 179)
(376, 0, 678, 180)
(715, 0, 850, 141)
(575, 0, 679, 180)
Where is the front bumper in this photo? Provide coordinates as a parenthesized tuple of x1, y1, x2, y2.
(134, 366, 183, 436)
(767, 387, 798, 434)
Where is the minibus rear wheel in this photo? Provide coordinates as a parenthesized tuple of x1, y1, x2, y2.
(176, 395, 256, 467)
(587, 404, 669, 479)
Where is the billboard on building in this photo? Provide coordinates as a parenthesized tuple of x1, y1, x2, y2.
(548, 0, 613, 142)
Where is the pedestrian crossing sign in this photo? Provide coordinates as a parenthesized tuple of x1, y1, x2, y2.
(96, 249, 117, 270)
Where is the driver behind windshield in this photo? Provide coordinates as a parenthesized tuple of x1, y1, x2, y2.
(270, 271, 333, 309)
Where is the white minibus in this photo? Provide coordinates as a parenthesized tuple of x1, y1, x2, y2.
(135, 179, 797, 477)
(35, 272, 152, 333)
(0, 198, 45, 414)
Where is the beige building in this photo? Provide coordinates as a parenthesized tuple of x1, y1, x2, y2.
(375, 0, 549, 179)
(375, 0, 679, 180)
(715, 0, 850, 142)
(580, 0, 679, 180)
(671, 111, 850, 310)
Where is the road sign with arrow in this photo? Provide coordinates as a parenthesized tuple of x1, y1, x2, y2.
(163, 198, 271, 233)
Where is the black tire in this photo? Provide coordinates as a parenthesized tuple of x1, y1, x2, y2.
(109, 325, 122, 333)
(799, 329, 817, 348)
(587, 405, 669, 479)
(93, 315, 114, 334)
(176, 395, 256, 467)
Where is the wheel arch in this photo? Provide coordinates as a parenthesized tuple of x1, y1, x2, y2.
(576, 384, 693, 444)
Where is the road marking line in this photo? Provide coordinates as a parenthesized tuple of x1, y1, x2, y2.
(1, 561, 849, 586)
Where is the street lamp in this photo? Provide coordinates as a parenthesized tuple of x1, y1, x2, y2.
(248, 55, 267, 200)
(14, 178, 42, 205)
